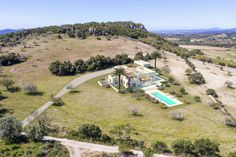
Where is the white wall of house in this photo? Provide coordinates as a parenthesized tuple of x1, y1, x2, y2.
(134, 60, 151, 67)
(107, 60, 165, 89)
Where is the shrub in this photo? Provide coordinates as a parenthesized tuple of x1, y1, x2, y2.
(78, 124, 102, 141)
(129, 106, 141, 117)
(209, 102, 219, 110)
(224, 118, 236, 128)
(143, 147, 154, 157)
(194, 96, 201, 102)
(0, 116, 22, 143)
(190, 49, 204, 56)
(105, 35, 111, 40)
(173, 82, 180, 86)
(151, 140, 168, 153)
(194, 138, 220, 156)
(157, 86, 165, 90)
(185, 68, 193, 75)
(206, 89, 218, 98)
(171, 139, 195, 155)
(184, 100, 191, 105)
(138, 141, 145, 149)
(171, 112, 184, 121)
(176, 93, 182, 98)
(101, 134, 112, 143)
(24, 84, 39, 95)
(169, 90, 176, 95)
(160, 104, 167, 109)
(168, 77, 175, 83)
(57, 35, 62, 39)
(52, 97, 64, 106)
(0, 79, 15, 91)
(165, 82, 171, 87)
(188, 72, 205, 85)
(179, 87, 186, 95)
(218, 61, 225, 66)
(225, 81, 234, 89)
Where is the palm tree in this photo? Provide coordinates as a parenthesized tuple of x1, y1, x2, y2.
(151, 51, 162, 68)
(114, 68, 125, 91)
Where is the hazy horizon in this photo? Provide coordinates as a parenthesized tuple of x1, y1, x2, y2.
(1, 0, 236, 30)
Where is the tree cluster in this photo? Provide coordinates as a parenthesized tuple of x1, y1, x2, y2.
(144, 138, 220, 157)
(0, 22, 148, 47)
(49, 54, 132, 76)
(0, 53, 26, 66)
(188, 72, 206, 85)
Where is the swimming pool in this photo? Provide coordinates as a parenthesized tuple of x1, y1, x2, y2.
(150, 91, 179, 106)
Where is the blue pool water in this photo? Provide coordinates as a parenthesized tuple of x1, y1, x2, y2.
(150, 91, 177, 106)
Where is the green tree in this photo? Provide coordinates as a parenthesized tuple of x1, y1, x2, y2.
(194, 138, 220, 156)
(49, 60, 76, 76)
(110, 123, 137, 154)
(27, 116, 53, 142)
(0, 79, 15, 91)
(151, 51, 162, 68)
(28, 125, 45, 142)
(78, 124, 102, 141)
(0, 116, 22, 143)
(114, 67, 125, 91)
(74, 59, 87, 73)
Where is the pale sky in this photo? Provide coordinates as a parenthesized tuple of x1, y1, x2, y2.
(0, 0, 236, 30)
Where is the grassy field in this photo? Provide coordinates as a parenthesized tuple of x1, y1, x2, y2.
(45, 75, 236, 155)
(181, 45, 236, 62)
(0, 36, 154, 120)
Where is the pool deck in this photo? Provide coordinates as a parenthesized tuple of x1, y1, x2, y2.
(142, 85, 183, 107)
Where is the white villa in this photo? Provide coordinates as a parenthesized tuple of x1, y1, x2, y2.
(107, 60, 165, 89)
(99, 60, 182, 107)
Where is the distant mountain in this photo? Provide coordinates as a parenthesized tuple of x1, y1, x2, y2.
(0, 29, 18, 35)
(154, 28, 236, 35)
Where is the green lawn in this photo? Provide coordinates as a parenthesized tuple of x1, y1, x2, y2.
(45, 75, 236, 155)
(0, 73, 76, 120)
